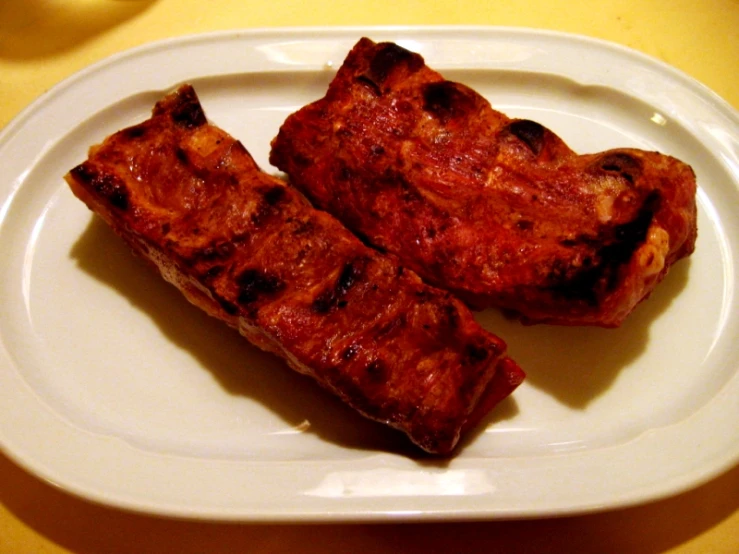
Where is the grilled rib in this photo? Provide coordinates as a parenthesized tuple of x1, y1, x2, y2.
(270, 38, 698, 327)
(65, 84, 524, 455)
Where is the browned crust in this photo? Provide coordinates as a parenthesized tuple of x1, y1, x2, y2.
(270, 38, 698, 327)
(65, 84, 524, 454)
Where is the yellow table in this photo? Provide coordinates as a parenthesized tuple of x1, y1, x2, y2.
(1, 1, 737, 552)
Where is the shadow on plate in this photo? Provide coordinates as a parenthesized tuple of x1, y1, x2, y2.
(475, 258, 691, 409)
(68, 215, 689, 459)
(69, 216, 477, 461)
(0, 0, 157, 60)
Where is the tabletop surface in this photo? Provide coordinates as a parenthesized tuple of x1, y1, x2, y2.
(1, 1, 738, 552)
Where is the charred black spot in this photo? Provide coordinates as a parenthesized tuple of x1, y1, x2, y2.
(170, 92, 207, 129)
(71, 164, 129, 211)
(338, 164, 354, 182)
(311, 294, 333, 314)
(262, 185, 286, 206)
(356, 74, 382, 96)
(464, 344, 489, 364)
(370, 144, 385, 156)
(108, 187, 128, 210)
(202, 265, 224, 280)
(312, 260, 365, 313)
(121, 124, 148, 139)
(597, 152, 643, 184)
(516, 220, 533, 231)
(175, 147, 189, 165)
(69, 163, 95, 185)
(359, 42, 423, 93)
(547, 268, 598, 305)
(342, 344, 359, 360)
(196, 241, 235, 263)
(337, 260, 362, 295)
(604, 192, 661, 282)
(443, 303, 459, 329)
(365, 360, 388, 383)
(251, 190, 286, 227)
(548, 192, 660, 302)
(507, 120, 546, 156)
(217, 296, 239, 316)
(371, 43, 420, 80)
(236, 268, 285, 305)
(423, 81, 474, 122)
(161, 223, 171, 235)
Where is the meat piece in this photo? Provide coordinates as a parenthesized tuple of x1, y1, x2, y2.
(270, 38, 698, 327)
(65, 84, 524, 455)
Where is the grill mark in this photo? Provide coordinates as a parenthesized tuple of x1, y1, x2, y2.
(70, 163, 129, 211)
(365, 359, 388, 383)
(251, 185, 289, 227)
(162, 86, 207, 129)
(121, 124, 148, 140)
(312, 259, 365, 313)
(422, 81, 476, 123)
(596, 152, 643, 184)
(507, 120, 546, 156)
(359, 42, 423, 92)
(341, 344, 359, 360)
(262, 185, 286, 206)
(463, 343, 490, 365)
(548, 191, 661, 303)
(236, 268, 285, 306)
(356, 74, 382, 96)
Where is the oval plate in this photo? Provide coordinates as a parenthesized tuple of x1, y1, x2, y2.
(1, 27, 738, 521)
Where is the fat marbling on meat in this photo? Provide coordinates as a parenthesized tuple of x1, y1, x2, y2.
(65, 84, 524, 455)
(270, 38, 698, 327)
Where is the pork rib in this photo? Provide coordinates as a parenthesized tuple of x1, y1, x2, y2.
(270, 38, 698, 327)
(65, 84, 524, 455)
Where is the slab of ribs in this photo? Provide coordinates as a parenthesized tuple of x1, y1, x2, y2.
(271, 38, 698, 327)
(65, 84, 524, 455)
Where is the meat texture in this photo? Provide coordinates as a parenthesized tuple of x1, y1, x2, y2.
(270, 38, 698, 327)
(65, 84, 524, 455)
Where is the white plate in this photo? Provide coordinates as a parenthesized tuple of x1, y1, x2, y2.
(1, 27, 738, 521)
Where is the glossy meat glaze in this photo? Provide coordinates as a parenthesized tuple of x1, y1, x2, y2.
(65, 85, 524, 454)
(270, 38, 698, 326)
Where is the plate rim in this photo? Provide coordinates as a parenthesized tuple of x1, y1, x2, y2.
(3, 25, 738, 144)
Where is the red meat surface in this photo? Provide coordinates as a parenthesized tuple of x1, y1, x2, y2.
(270, 38, 698, 327)
(65, 84, 524, 454)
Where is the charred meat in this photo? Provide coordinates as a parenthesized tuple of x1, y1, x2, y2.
(65, 84, 524, 454)
(270, 38, 698, 327)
